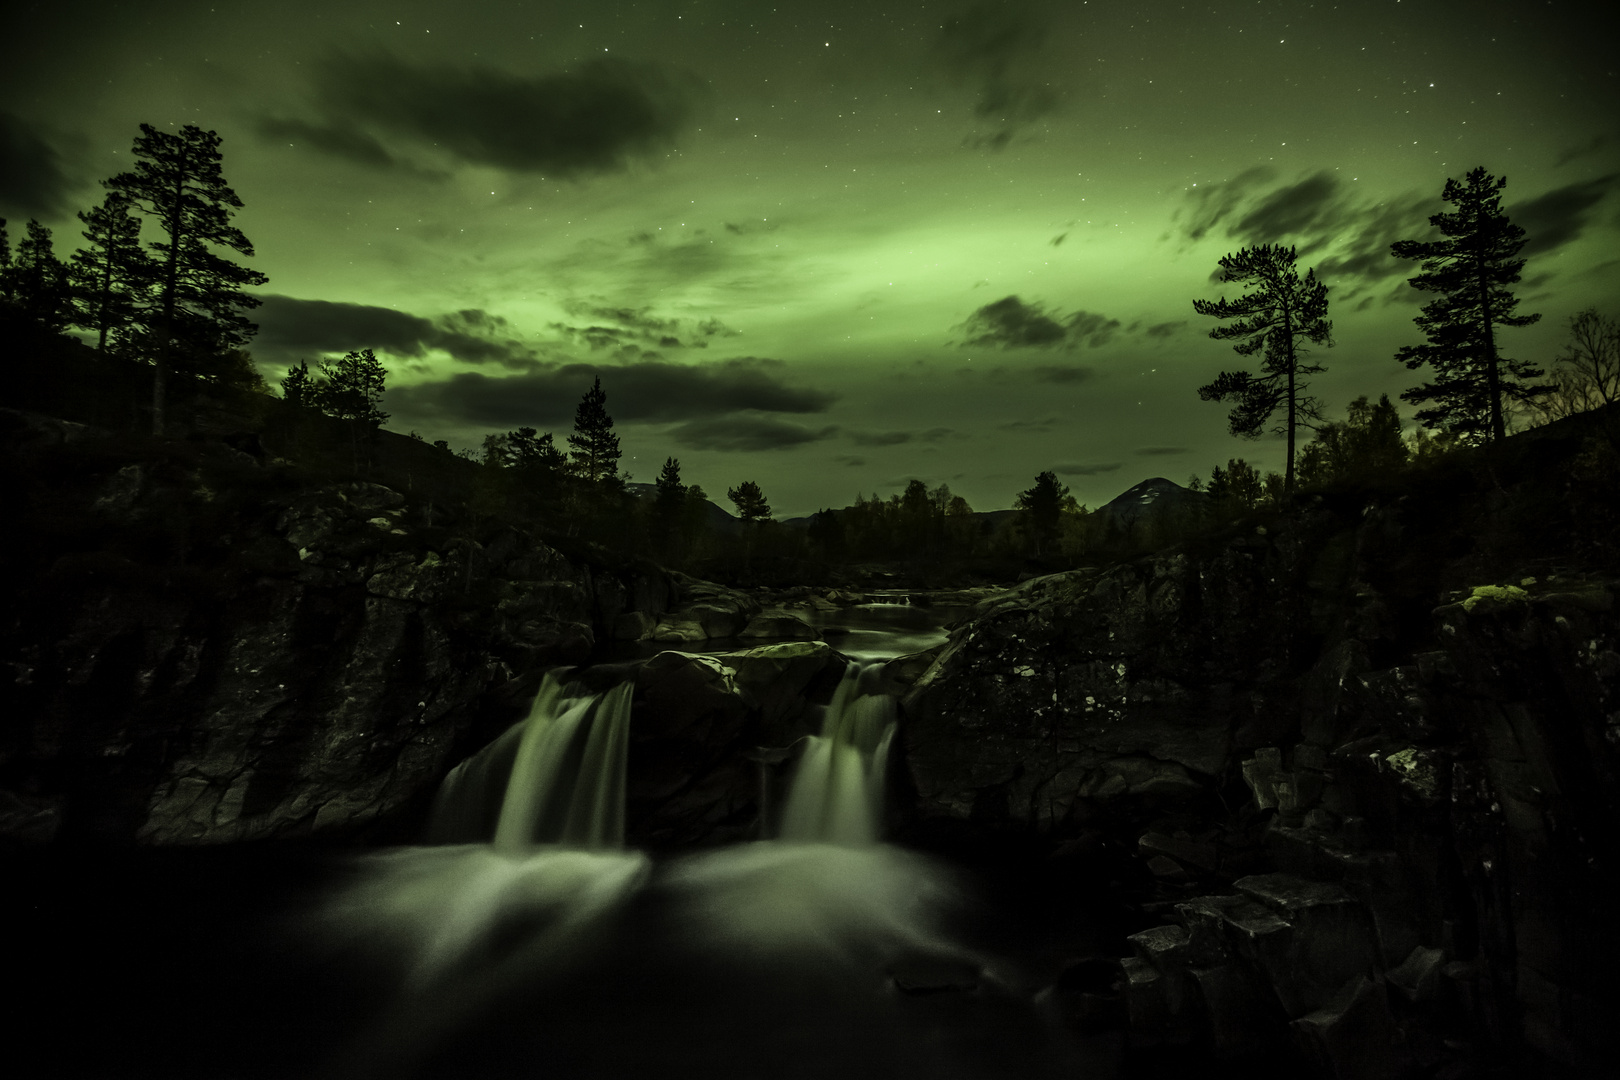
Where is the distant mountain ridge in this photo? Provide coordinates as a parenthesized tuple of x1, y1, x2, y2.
(1094, 476, 1208, 535)
(630, 476, 1205, 537)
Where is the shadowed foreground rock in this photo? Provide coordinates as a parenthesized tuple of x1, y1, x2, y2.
(897, 502, 1620, 1076)
(0, 411, 677, 845)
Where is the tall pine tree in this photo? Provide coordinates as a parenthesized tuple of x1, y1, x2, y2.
(0, 219, 12, 308)
(567, 375, 622, 485)
(70, 193, 151, 354)
(1194, 244, 1332, 493)
(6, 220, 74, 332)
(1391, 167, 1546, 443)
(652, 456, 687, 558)
(104, 124, 268, 433)
(1015, 470, 1068, 556)
(727, 480, 771, 522)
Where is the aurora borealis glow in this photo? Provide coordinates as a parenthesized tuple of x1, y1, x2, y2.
(3, 0, 1615, 514)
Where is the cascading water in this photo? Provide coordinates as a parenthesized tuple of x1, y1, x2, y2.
(425, 672, 632, 850)
(302, 658, 1095, 1080)
(779, 661, 896, 844)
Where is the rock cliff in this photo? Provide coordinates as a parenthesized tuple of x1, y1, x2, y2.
(0, 409, 674, 845)
(898, 489, 1620, 1074)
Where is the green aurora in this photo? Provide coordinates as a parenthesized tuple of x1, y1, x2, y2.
(3, 0, 1615, 514)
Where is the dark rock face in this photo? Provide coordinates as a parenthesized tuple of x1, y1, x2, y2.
(899, 506, 1620, 1073)
(0, 412, 675, 846)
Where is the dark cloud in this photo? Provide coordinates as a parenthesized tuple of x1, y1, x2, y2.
(1055, 462, 1122, 476)
(1065, 311, 1121, 347)
(551, 300, 741, 353)
(385, 358, 837, 430)
(1554, 136, 1606, 169)
(1179, 166, 1277, 242)
(1135, 446, 1188, 457)
(1313, 192, 1434, 289)
(260, 117, 411, 173)
(1182, 170, 1436, 292)
(835, 455, 867, 467)
(273, 53, 704, 176)
(961, 296, 1119, 351)
(1049, 232, 1067, 246)
(933, 1, 1058, 149)
(963, 296, 1064, 346)
(1514, 175, 1617, 257)
(667, 416, 839, 452)
(1232, 171, 1340, 246)
(849, 427, 957, 446)
(1144, 320, 1186, 339)
(999, 416, 1060, 431)
(253, 295, 535, 367)
(1029, 364, 1096, 384)
(0, 112, 74, 216)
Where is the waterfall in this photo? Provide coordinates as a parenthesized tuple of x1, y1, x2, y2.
(426, 672, 633, 850)
(779, 662, 896, 845)
(304, 658, 1045, 1080)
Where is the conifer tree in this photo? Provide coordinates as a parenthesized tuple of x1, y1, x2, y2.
(1194, 244, 1332, 492)
(103, 123, 268, 433)
(280, 360, 312, 407)
(1015, 470, 1068, 556)
(652, 456, 687, 558)
(1297, 395, 1409, 486)
(0, 219, 12, 307)
(71, 193, 151, 354)
(7, 220, 74, 332)
(505, 426, 567, 473)
(1206, 458, 1264, 512)
(1391, 167, 1546, 443)
(727, 480, 772, 522)
(311, 349, 389, 428)
(567, 375, 622, 484)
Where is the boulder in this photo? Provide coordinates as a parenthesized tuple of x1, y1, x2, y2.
(737, 609, 821, 640)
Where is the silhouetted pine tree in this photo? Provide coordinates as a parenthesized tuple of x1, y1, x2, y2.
(1194, 244, 1332, 492)
(567, 376, 622, 485)
(0, 219, 12, 308)
(280, 360, 312, 407)
(727, 480, 771, 522)
(652, 456, 687, 557)
(1206, 458, 1264, 512)
(312, 349, 389, 428)
(506, 426, 566, 473)
(104, 124, 268, 433)
(1298, 395, 1409, 486)
(1392, 167, 1547, 444)
(6, 220, 74, 332)
(70, 193, 151, 354)
(309, 349, 389, 470)
(1015, 470, 1068, 556)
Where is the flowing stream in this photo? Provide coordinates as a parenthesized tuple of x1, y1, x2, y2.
(289, 661, 1108, 1080)
(8, 656, 1119, 1079)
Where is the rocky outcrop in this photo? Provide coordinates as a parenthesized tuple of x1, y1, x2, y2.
(0, 413, 676, 846)
(646, 573, 762, 643)
(896, 496, 1620, 1073)
(625, 641, 848, 846)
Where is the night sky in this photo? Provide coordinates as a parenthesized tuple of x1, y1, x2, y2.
(3, 0, 1616, 515)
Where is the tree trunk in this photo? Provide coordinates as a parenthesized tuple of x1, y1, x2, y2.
(1479, 253, 1503, 443)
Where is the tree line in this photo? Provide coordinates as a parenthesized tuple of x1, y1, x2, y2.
(6, 142, 1614, 573)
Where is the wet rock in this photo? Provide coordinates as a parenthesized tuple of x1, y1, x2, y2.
(723, 641, 842, 741)
(613, 611, 656, 641)
(650, 616, 707, 643)
(1290, 976, 1396, 1080)
(737, 609, 821, 640)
